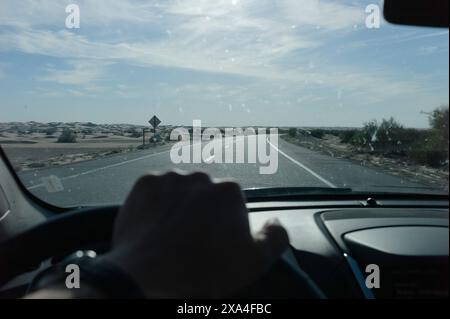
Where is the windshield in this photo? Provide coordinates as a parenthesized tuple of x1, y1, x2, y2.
(0, 0, 448, 207)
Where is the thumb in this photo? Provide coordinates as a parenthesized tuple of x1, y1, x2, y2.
(253, 219, 290, 268)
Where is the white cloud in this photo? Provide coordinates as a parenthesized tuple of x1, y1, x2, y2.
(39, 60, 109, 85)
(0, 0, 363, 77)
(0, 0, 445, 111)
(0, 24, 422, 100)
(279, 0, 365, 30)
(0, 0, 160, 28)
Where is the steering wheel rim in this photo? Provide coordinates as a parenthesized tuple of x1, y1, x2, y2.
(0, 206, 325, 298)
(0, 206, 117, 286)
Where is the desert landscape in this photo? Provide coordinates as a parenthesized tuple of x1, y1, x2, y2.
(0, 120, 448, 192)
(0, 122, 173, 172)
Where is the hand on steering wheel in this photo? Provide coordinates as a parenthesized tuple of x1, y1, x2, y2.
(101, 171, 290, 298)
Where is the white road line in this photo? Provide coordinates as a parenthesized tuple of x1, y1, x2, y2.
(27, 148, 175, 190)
(26, 140, 223, 190)
(0, 209, 11, 222)
(267, 139, 337, 188)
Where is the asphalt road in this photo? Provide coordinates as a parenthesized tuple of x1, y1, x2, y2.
(18, 135, 428, 207)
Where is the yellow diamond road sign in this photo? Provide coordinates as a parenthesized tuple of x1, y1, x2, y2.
(149, 115, 161, 129)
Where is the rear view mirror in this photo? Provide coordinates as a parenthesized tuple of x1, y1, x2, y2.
(384, 0, 449, 28)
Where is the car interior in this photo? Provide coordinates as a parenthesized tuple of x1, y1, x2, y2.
(0, 0, 449, 299)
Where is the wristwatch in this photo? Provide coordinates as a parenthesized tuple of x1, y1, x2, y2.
(28, 251, 145, 299)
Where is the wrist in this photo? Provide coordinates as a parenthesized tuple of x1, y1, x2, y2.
(28, 253, 145, 299)
(76, 255, 145, 299)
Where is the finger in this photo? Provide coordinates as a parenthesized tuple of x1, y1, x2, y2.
(187, 171, 212, 184)
(211, 176, 237, 184)
(159, 171, 213, 193)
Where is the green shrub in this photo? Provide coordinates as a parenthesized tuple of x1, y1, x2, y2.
(429, 105, 449, 153)
(349, 120, 378, 150)
(408, 106, 449, 167)
(407, 131, 448, 167)
(373, 118, 405, 154)
(287, 106, 449, 169)
(339, 130, 359, 144)
(288, 128, 297, 138)
(28, 162, 46, 169)
(45, 127, 58, 136)
(309, 129, 325, 139)
(57, 129, 77, 143)
(349, 108, 449, 167)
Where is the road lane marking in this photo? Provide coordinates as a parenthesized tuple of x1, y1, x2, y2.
(26, 140, 227, 190)
(0, 209, 11, 222)
(267, 139, 337, 188)
(27, 148, 175, 190)
(27, 136, 289, 191)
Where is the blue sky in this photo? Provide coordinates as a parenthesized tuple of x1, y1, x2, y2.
(0, 0, 448, 127)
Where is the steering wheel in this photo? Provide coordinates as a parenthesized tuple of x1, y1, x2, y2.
(0, 206, 326, 299)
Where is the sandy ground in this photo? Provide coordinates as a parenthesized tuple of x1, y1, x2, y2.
(0, 132, 149, 171)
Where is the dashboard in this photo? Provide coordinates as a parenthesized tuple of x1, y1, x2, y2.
(248, 204, 449, 298)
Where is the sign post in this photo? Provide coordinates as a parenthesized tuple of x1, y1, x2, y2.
(148, 115, 162, 143)
(142, 128, 146, 146)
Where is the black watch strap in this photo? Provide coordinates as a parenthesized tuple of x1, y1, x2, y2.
(75, 256, 145, 299)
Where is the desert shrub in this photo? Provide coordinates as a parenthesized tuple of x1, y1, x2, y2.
(407, 130, 448, 167)
(339, 130, 359, 144)
(350, 120, 378, 149)
(309, 129, 325, 139)
(45, 127, 58, 136)
(346, 107, 449, 167)
(349, 118, 413, 154)
(57, 129, 77, 143)
(429, 105, 449, 153)
(28, 162, 46, 169)
(407, 107, 449, 167)
(406, 106, 449, 167)
(288, 128, 297, 138)
(373, 118, 405, 154)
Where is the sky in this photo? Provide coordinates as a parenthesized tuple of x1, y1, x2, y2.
(0, 0, 448, 128)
